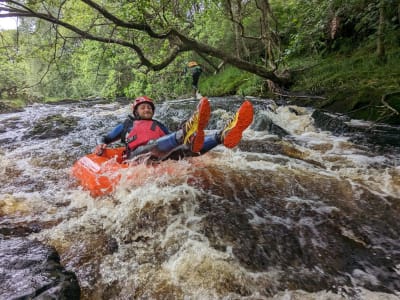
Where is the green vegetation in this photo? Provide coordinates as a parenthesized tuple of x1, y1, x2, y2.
(198, 40, 400, 124)
(290, 45, 400, 123)
(0, 98, 25, 111)
(200, 67, 262, 97)
(0, 0, 399, 123)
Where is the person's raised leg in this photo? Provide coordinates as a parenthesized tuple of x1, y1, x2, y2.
(181, 97, 211, 152)
(129, 97, 211, 161)
(219, 100, 254, 148)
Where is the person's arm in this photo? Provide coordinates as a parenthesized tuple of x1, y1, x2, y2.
(101, 123, 125, 144)
(94, 123, 125, 155)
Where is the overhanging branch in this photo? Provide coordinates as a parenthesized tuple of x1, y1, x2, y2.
(1, 0, 182, 70)
(0, 0, 289, 85)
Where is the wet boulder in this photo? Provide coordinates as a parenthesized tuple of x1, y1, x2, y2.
(312, 109, 400, 147)
(0, 235, 80, 299)
(311, 109, 353, 134)
(0, 102, 23, 114)
(252, 113, 289, 137)
(26, 114, 79, 139)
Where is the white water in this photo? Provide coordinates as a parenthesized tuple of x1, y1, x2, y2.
(1, 97, 399, 299)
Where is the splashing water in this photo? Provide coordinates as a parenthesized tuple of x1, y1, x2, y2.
(0, 97, 399, 299)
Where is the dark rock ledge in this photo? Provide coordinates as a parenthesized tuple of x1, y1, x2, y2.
(0, 235, 80, 300)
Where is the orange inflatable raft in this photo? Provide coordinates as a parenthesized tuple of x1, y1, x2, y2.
(71, 147, 129, 197)
(72, 147, 198, 197)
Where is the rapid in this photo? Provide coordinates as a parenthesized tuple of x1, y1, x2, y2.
(0, 96, 399, 299)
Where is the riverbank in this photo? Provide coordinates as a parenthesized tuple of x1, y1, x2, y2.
(1, 45, 399, 125)
(201, 44, 400, 125)
(289, 46, 400, 125)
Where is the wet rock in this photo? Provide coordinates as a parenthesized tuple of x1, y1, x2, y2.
(26, 114, 79, 139)
(312, 109, 400, 147)
(311, 109, 352, 134)
(0, 102, 23, 114)
(71, 141, 83, 147)
(0, 218, 63, 237)
(0, 235, 80, 299)
(0, 223, 41, 237)
(46, 98, 79, 105)
(106, 237, 119, 254)
(252, 114, 289, 137)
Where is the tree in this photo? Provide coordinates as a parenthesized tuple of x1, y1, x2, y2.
(0, 0, 288, 86)
(222, 0, 281, 69)
(0, 28, 27, 99)
(376, 0, 386, 62)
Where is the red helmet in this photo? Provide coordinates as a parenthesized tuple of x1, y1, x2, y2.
(132, 96, 155, 113)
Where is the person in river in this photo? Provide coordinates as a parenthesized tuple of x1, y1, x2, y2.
(184, 61, 203, 92)
(94, 96, 254, 162)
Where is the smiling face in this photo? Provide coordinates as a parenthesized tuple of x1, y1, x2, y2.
(135, 102, 154, 120)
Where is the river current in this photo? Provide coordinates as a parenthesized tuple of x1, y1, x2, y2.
(0, 97, 399, 299)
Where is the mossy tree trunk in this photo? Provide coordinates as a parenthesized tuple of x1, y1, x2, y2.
(376, 0, 386, 62)
(228, 0, 249, 59)
(256, 0, 280, 70)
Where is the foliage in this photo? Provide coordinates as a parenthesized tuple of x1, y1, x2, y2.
(276, 0, 400, 59)
(201, 66, 258, 96)
(0, 0, 399, 126)
(0, 30, 28, 99)
(289, 45, 400, 123)
(237, 74, 266, 97)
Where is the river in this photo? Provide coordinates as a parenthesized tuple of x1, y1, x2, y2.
(0, 96, 399, 299)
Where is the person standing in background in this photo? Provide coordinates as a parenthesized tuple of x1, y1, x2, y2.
(184, 61, 203, 97)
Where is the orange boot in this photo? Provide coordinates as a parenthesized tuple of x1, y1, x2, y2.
(220, 100, 254, 148)
(182, 97, 211, 152)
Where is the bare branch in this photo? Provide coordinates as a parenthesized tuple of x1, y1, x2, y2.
(225, 0, 261, 41)
(80, 0, 169, 38)
(172, 29, 283, 83)
(381, 92, 400, 115)
(266, 80, 326, 99)
(0, 0, 289, 85)
(1, 0, 182, 70)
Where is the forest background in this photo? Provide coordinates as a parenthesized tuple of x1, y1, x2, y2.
(0, 0, 399, 124)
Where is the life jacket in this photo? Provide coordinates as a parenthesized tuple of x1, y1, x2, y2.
(125, 119, 166, 151)
(190, 65, 202, 76)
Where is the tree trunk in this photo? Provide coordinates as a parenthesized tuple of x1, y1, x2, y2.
(226, 0, 249, 59)
(256, 0, 279, 70)
(0, 0, 289, 86)
(174, 29, 286, 85)
(232, 0, 241, 58)
(377, 0, 386, 62)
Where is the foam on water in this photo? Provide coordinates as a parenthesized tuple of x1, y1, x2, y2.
(1, 99, 400, 299)
(283, 126, 400, 199)
(262, 105, 316, 135)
